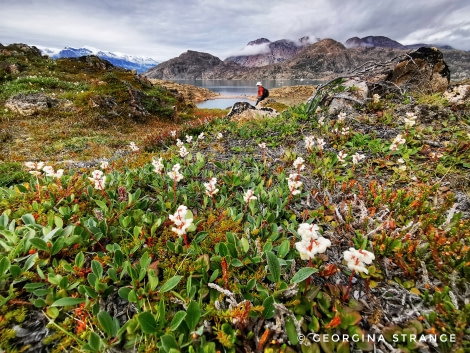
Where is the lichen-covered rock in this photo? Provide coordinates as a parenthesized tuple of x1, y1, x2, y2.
(386, 47, 450, 93)
(328, 79, 369, 114)
(227, 101, 278, 121)
(5, 93, 59, 116)
(444, 84, 470, 106)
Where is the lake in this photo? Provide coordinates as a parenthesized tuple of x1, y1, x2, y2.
(174, 79, 320, 109)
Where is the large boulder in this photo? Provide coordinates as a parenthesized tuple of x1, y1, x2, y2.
(386, 47, 450, 93)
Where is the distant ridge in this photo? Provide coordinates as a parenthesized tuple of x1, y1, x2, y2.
(344, 35, 454, 50)
(39, 46, 159, 73)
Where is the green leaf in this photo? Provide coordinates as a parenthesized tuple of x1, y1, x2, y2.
(278, 239, 290, 258)
(160, 275, 182, 293)
(22, 214, 36, 225)
(161, 334, 178, 353)
(266, 251, 281, 283)
(285, 317, 298, 345)
(0, 257, 10, 275)
(170, 311, 187, 331)
(51, 237, 65, 255)
(291, 267, 318, 283)
(91, 260, 103, 279)
(51, 297, 85, 307)
(138, 311, 157, 334)
(75, 252, 85, 268)
(262, 296, 275, 319)
(30, 238, 48, 252)
(185, 301, 201, 332)
(98, 311, 117, 337)
(88, 331, 102, 352)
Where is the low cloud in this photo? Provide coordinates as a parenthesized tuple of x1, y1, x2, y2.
(226, 42, 272, 58)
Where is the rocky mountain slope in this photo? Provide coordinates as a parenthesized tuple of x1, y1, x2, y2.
(344, 35, 454, 50)
(225, 36, 313, 67)
(144, 38, 470, 81)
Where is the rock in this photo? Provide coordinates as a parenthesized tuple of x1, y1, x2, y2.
(444, 84, 470, 106)
(328, 78, 368, 114)
(386, 47, 450, 93)
(5, 93, 59, 116)
(227, 102, 256, 119)
(227, 102, 278, 121)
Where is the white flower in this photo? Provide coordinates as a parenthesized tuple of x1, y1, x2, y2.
(217, 132, 223, 140)
(352, 152, 366, 165)
(29, 170, 42, 176)
(390, 134, 406, 151)
(167, 164, 183, 183)
(316, 138, 325, 151)
(397, 158, 405, 164)
(373, 94, 380, 104)
(169, 205, 193, 237)
(341, 127, 350, 135)
(24, 161, 45, 171)
(293, 157, 305, 171)
(129, 141, 139, 152)
(152, 157, 164, 174)
(185, 135, 193, 143)
(287, 173, 302, 195)
(337, 151, 347, 163)
(297, 223, 320, 240)
(258, 142, 266, 149)
(91, 170, 104, 180)
(100, 161, 109, 169)
(398, 165, 406, 171)
(42, 165, 54, 176)
(295, 223, 331, 260)
(243, 189, 257, 203)
(343, 247, 375, 274)
(170, 130, 176, 137)
(198, 132, 205, 140)
(52, 169, 64, 178)
(204, 177, 219, 196)
(404, 112, 417, 128)
(318, 115, 325, 126)
(179, 145, 189, 158)
(338, 112, 346, 122)
(304, 136, 315, 150)
(176, 139, 184, 147)
(89, 170, 106, 190)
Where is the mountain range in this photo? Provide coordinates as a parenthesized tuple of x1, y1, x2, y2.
(39, 46, 159, 73)
(143, 36, 470, 81)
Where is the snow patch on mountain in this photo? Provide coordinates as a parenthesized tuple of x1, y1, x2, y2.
(38, 46, 159, 73)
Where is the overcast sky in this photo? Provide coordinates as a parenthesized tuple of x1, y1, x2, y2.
(1, 0, 469, 61)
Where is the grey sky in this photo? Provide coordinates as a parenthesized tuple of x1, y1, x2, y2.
(1, 0, 469, 61)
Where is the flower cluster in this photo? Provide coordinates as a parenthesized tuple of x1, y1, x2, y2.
(243, 189, 257, 203)
(204, 177, 219, 196)
(89, 170, 106, 190)
(352, 152, 366, 165)
(373, 94, 380, 104)
(198, 132, 205, 141)
(287, 173, 302, 196)
(24, 162, 64, 178)
(343, 248, 375, 274)
(258, 142, 266, 149)
(176, 139, 184, 148)
(169, 205, 193, 237)
(337, 151, 347, 163)
(295, 223, 331, 260)
(404, 112, 417, 128)
(100, 161, 109, 170)
(389, 134, 406, 151)
(152, 157, 164, 174)
(186, 135, 193, 143)
(216, 132, 223, 140)
(167, 163, 183, 183)
(305, 136, 325, 152)
(129, 141, 139, 152)
(293, 157, 305, 171)
(179, 145, 189, 158)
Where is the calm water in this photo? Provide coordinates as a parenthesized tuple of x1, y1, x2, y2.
(174, 79, 320, 109)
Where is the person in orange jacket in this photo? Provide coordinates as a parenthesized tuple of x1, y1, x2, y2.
(256, 81, 267, 106)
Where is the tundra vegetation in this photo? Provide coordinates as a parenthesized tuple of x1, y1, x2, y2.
(0, 44, 469, 353)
